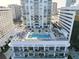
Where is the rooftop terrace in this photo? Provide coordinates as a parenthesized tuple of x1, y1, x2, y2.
(11, 28, 67, 42)
(8, 28, 70, 47)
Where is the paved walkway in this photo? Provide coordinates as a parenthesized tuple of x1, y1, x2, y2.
(0, 53, 6, 59)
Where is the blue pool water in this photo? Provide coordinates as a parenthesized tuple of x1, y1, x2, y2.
(31, 34, 50, 38)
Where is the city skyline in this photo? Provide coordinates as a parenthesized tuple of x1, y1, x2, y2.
(0, 0, 79, 59)
(0, 0, 66, 8)
(9, 0, 69, 59)
(0, 0, 79, 8)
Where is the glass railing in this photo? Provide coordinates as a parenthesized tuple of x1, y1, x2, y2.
(14, 55, 66, 58)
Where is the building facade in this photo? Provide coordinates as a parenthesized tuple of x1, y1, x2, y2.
(9, 0, 70, 59)
(52, 2, 58, 15)
(59, 7, 77, 41)
(66, 0, 76, 7)
(21, 0, 52, 29)
(59, 3, 79, 51)
(0, 7, 15, 52)
(8, 4, 21, 21)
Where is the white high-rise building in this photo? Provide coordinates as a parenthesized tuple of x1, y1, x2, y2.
(21, 0, 51, 28)
(52, 2, 58, 15)
(66, 0, 76, 7)
(59, 1, 79, 51)
(8, 4, 21, 20)
(59, 7, 77, 41)
(9, 0, 70, 59)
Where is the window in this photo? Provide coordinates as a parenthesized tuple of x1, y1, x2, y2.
(45, 53, 49, 57)
(60, 47, 65, 51)
(44, 23, 46, 25)
(31, 16, 33, 20)
(60, 19, 71, 26)
(25, 53, 28, 57)
(62, 26, 70, 33)
(61, 23, 70, 30)
(60, 14, 72, 19)
(44, 9, 46, 15)
(39, 53, 44, 57)
(23, 12, 26, 15)
(30, 1, 33, 3)
(26, 6, 28, 10)
(23, 16, 26, 20)
(34, 0, 38, 1)
(27, 26, 30, 28)
(39, 47, 44, 51)
(49, 53, 54, 57)
(26, 0, 28, 3)
(15, 52, 20, 57)
(35, 52, 39, 57)
(31, 6, 33, 9)
(40, 0, 42, 3)
(29, 53, 33, 56)
(59, 53, 64, 57)
(49, 47, 54, 51)
(44, 15, 46, 17)
(60, 17, 72, 23)
(55, 53, 59, 57)
(44, 26, 48, 29)
(35, 47, 39, 52)
(24, 47, 28, 52)
(28, 23, 30, 25)
(44, 1, 47, 3)
(14, 47, 19, 52)
(14, 47, 23, 52)
(45, 47, 49, 52)
(49, 0, 52, 1)
(35, 19, 39, 22)
(60, 12, 73, 15)
(40, 16, 42, 20)
(28, 47, 33, 51)
(27, 12, 29, 15)
(56, 47, 60, 51)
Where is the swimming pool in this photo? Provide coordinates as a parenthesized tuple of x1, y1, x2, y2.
(29, 33, 50, 39)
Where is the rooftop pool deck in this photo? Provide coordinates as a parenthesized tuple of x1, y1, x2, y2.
(28, 33, 51, 39)
(12, 31, 67, 42)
